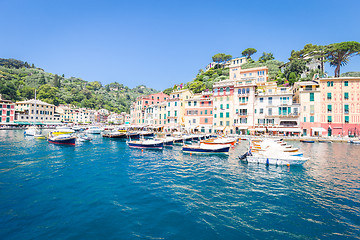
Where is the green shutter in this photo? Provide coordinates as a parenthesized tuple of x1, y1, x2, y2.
(310, 93, 314, 101)
(345, 116, 349, 123)
(344, 92, 349, 99)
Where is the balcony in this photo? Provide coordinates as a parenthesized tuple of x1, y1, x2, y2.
(239, 102, 248, 105)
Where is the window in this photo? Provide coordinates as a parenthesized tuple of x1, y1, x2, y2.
(174, 111, 177, 116)
(345, 116, 349, 123)
(200, 111, 203, 115)
(327, 116, 332, 123)
(226, 112, 229, 118)
(242, 88, 245, 94)
(167, 111, 170, 117)
(220, 113, 223, 118)
(246, 88, 250, 93)
(214, 88, 218, 95)
(327, 104, 332, 113)
(226, 87, 230, 94)
(238, 89, 241, 94)
(193, 119, 196, 123)
(344, 81, 348, 86)
(220, 121, 223, 126)
(175, 102, 177, 106)
(205, 118, 208, 123)
(304, 117, 306, 122)
(268, 108, 272, 116)
(310, 93, 314, 101)
(327, 93, 332, 100)
(188, 101, 191, 106)
(344, 92, 349, 100)
(344, 104, 349, 114)
(220, 104, 223, 109)
(226, 104, 229, 109)
(310, 116, 314, 122)
(260, 98, 263, 103)
(260, 108, 264, 114)
(226, 121, 230, 126)
(268, 97, 272, 105)
(214, 114, 217, 118)
(305, 86, 312, 91)
(194, 101, 197, 106)
(258, 71, 265, 76)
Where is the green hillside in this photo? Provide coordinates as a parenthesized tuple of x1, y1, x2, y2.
(0, 58, 158, 113)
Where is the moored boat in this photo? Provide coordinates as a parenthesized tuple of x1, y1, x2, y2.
(182, 143, 230, 154)
(48, 133, 76, 145)
(128, 139, 164, 149)
(86, 126, 103, 134)
(103, 131, 127, 138)
(24, 126, 41, 136)
(201, 137, 237, 145)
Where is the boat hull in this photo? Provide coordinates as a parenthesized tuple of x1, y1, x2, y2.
(48, 137, 76, 145)
(128, 142, 163, 149)
(182, 146, 230, 154)
(245, 156, 308, 165)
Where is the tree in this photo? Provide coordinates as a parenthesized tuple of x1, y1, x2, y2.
(283, 59, 307, 80)
(212, 53, 232, 63)
(242, 48, 257, 59)
(288, 72, 298, 85)
(39, 74, 46, 85)
(258, 52, 275, 63)
(37, 84, 59, 105)
(325, 41, 360, 77)
(52, 74, 60, 88)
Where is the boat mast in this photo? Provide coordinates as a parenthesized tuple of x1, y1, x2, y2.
(34, 89, 37, 126)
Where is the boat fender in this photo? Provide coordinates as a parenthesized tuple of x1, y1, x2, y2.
(141, 149, 143, 152)
(266, 158, 269, 166)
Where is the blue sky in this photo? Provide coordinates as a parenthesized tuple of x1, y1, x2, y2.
(1, 0, 360, 90)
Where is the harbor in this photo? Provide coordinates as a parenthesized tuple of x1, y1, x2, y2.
(1, 130, 360, 239)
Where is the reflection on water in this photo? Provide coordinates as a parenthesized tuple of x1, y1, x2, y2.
(0, 130, 359, 239)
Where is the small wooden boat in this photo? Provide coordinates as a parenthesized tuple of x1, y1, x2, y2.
(34, 135, 46, 140)
(201, 137, 237, 146)
(300, 139, 315, 143)
(103, 131, 127, 138)
(127, 132, 140, 139)
(182, 144, 230, 154)
(128, 139, 164, 149)
(48, 133, 76, 145)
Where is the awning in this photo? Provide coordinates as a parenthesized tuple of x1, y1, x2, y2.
(255, 128, 266, 132)
(278, 128, 302, 132)
(237, 126, 248, 130)
(311, 127, 326, 132)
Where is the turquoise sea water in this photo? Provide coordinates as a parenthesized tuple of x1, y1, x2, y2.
(0, 130, 359, 239)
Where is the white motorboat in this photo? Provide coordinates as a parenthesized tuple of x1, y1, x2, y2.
(51, 126, 75, 135)
(128, 139, 164, 149)
(86, 126, 103, 134)
(24, 126, 41, 136)
(239, 138, 308, 165)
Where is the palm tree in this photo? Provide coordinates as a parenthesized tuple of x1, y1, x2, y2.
(326, 41, 360, 77)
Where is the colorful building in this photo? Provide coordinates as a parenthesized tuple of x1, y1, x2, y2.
(184, 91, 213, 133)
(297, 81, 323, 136)
(15, 99, 59, 124)
(319, 77, 360, 137)
(0, 95, 15, 124)
(131, 92, 169, 125)
(212, 79, 235, 134)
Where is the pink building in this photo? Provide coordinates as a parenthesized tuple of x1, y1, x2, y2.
(319, 77, 360, 137)
(184, 91, 213, 133)
(299, 77, 360, 137)
(131, 92, 169, 125)
(0, 95, 15, 124)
